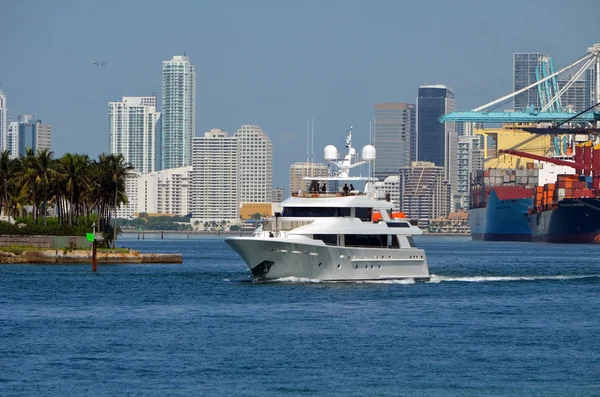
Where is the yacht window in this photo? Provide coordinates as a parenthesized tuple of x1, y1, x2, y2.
(314, 234, 337, 246)
(385, 222, 410, 228)
(355, 208, 373, 222)
(390, 235, 400, 248)
(282, 207, 350, 217)
(344, 234, 386, 248)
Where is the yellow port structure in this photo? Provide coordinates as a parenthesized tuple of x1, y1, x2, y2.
(475, 124, 553, 169)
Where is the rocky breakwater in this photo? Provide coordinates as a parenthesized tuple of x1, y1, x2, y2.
(0, 249, 182, 264)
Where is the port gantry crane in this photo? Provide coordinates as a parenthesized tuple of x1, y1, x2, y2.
(440, 43, 600, 130)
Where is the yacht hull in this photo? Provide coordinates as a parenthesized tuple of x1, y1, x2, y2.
(225, 237, 429, 282)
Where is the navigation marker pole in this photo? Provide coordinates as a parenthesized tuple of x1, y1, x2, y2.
(91, 223, 97, 272)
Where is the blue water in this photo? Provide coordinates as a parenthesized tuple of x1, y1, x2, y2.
(1, 236, 600, 396)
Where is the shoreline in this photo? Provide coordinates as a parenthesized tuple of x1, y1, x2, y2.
(0, 249, 182, 264)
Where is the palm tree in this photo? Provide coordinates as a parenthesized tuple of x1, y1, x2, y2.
(60, 153, 90, 226)
(104, 154, 134, 248)
(0, 151, 15, 223)
(7, 182, 28, 219)
(18, 148, 40, 223)
(35, 149, 58, 226)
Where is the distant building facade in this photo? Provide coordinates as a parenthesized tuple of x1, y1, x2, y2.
(191, 129, 239, 224)
(17, 119, 51, 156)
(373, 102, 416, 181)
(162, 55, 196, 170)
(0, 90, 7, 153)
(116, 166, 193, 218)
(456, 122, 484, 137)
(235, 125, 273, 203)
(109, 96, 161, 174)
(399, 161, 450, 226)
(558, 79, 588, 112)
(586, 67, 598, 108)
(457, 135, 484, 210)
(513, 53, 551, 111)
(383, 175, 401, 212)
(272, 187, 285, 203)
(289, 162, 329, 195)
(417, 85, 456, 207)
(7, 122, 19, 158)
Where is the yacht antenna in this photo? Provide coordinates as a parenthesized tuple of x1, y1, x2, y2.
(311, 117, 314, 163)
(369, 115, 373, 180)
(306, 117, 310, 164)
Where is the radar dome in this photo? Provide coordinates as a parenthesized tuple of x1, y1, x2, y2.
(324, 145, 338, 161)
(362, 145, 376, 161)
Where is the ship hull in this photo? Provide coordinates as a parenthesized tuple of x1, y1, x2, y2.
(469, 191, 533, 242)
(225, 237, 429, 282)
(527, 198, 600, 243)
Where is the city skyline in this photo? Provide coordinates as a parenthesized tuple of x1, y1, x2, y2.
(1, 0, 596, 190)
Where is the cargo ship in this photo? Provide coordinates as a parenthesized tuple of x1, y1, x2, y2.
(526, 143, 600, 244)
(469, 186, 533, 241)
(468, 167, 539, 241)
(468, 162, 576, 241)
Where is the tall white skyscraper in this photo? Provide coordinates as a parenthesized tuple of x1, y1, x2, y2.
(191, 129, 239, 223)
(235, 125, 273, 203)
(162, 55, 196, 170)
(0, 90, 7, 152)
(109, 96, 160, 174)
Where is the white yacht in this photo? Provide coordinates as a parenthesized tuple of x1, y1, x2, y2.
(225, 129, 429, 282)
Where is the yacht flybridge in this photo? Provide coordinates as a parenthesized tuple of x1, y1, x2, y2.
(225, 128, 430, 282)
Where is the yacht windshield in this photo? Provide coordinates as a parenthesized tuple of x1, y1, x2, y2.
(282, 207, 351, 217)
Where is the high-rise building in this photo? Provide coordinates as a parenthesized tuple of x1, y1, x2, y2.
(558, 78, 588, 112)
(513, 53, 551, 111)
(289, 162, 330, 195)
(585, 67, 598, 108)
(373, 102, 416, 181)
(17, 119, 51, 156)
(162, 55, 196, 170)
(235, 125, 273, 203)
(0, 90, 7, 153)
(399, 161, 450, 226)
(191, 129, 239, 223)
(417, 85, 456, 206)
(457, 135, 484, 210)
(7, 122, 19, 158)
(109, 96, 161, 174)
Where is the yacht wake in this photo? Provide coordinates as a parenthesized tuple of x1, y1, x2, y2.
(428, 274, 600, 283)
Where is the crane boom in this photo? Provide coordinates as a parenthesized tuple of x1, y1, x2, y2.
(497, 149, 593, 173)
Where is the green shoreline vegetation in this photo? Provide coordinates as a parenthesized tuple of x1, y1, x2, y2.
(0, 149, 134, 248)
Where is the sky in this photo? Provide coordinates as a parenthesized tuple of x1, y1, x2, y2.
(1, 0, 598, 190)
